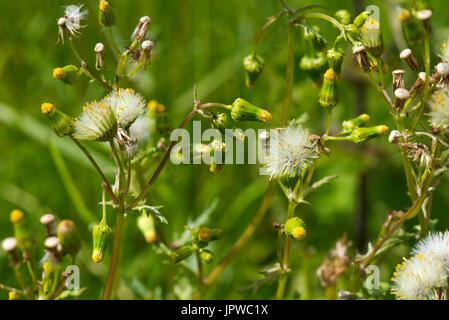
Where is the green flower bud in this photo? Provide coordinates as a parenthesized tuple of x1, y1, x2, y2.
(301, 25, 327, 51)
(353, 11, 371, 28)
(39, 259, 59, 300)
(99, 0, 116, 27)
(148, 100, 169, 135)
(284, 217, 306, 240)
(335, 10, 352, 25)
(299, 52, 328, 86)
(171, 245, 195, 264)
(9, 209, 36, 257)
(319, 68, 339, 108)
(398, 9, 424, 46)
(212, 113, 232, 133)
(229, 98, 272, 123)
(243, 54, 264, 87)
(209, 140, 225, 174)
(197, 227, 212, 242)
(57, 220, 81, 256)
(199, 249, 215, 264)
(350, 125, 389, 144)
(41, 103, 75, 137)
(342, 114, 370, 134)
(53, 65, 80, 85)
(92, 221, 112, 263)
(360, 18, 384, 57)
(326, 48, 345, 75)
(210, 228, 223, 241)
(137, 214, 156, 244)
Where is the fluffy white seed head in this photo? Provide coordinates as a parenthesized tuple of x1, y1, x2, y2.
(391, 253, 448, 300)
(413, 231, 449, 271)
(429, 90, 449, 130)
(74, 100, 117, 141)
(264, 124, 318, 180)
(63, 4, 87, 35)
(436, 62, 449, 77)
(103, 88, 147, 129)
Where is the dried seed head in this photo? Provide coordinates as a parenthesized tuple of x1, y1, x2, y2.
(142, 40, 154, 52)
(94, 43, 105, 70)
(410, 72, 428, 95)
(94, 42, 104, 53)
(392, 70, 406, 90)
(389, 130, 401, 144)
(394, 88, 410, 110)
(399, 48, 420, 71)
(45, 236, 60, 250)
(2, 237, 17, 252)
(132, 15, 152, 41)
(40, 214, 57, 238)
(416, 9, 433, 21)
(416, 9, 433, 34)
(353, 45, 372, 72)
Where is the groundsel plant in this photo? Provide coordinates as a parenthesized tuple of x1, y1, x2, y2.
(235, 0, 449, 301)
(3, 0, 449, 301)
(1, 0, 275, 300)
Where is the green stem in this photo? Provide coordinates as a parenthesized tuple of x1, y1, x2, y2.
(126, 58, 145, 78)
(102, 208, 125, 300)
(107, 27, 122, 57)
(281, 22, 295, 126)
(409, 35, 431, 132)
(71, 138, 119, 205)
(325, 109, 332, 135)
(299, 13, 345, 34)
(69, 41, 113, 91)
(203, 181, 275, 286)
(275, 200, 297, 300)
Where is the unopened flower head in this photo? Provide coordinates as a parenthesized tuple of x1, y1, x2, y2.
(429, 90, 449, 131)
(264, 124, 318, 180)
(360, 17, 384, 57)
(440, 39, 449, 63)
(391, 254, 447, 300)
(103, 88, 146, 129)
(413, 231, 449, 271)
(74, 100, 118, 141)
(57, 4, 88, 44)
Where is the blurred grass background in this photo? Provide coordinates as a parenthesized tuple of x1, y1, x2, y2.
(1, 0, 449, 299)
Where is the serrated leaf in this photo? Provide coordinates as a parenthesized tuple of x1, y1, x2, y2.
(131, 205, 167, 224)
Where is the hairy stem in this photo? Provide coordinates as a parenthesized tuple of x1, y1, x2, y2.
(102, 209, 125, 300)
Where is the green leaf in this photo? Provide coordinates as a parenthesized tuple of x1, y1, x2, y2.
(130, 204, 167, 224)
(55, 288, 87, 300)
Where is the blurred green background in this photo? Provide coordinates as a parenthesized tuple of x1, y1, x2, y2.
(1, 0, 449, 299)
